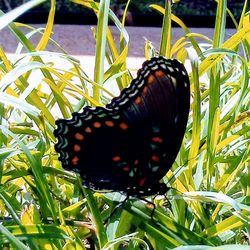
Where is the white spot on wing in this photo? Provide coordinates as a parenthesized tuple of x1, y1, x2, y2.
(129, 171, 134, 177)
(151, 65, 159, 70)
(138, 80, 145, 88)
(119, 98, 129, 106)
(171, 76, 177, 87)
(174, 116, 178, 124)
(161, 64, 167, 70)
(144, 70, 150, 77)
(167, 66, 174, 72)
(152, 166, 159, 172)
(74, 119, 83, 127)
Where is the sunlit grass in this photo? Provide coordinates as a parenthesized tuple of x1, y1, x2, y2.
(0, 0, 249, 249)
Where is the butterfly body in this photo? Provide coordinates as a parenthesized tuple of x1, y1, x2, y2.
(54, 57, 190, 196)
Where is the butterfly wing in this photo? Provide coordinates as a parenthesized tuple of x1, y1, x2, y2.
(54, 56, 190, 196)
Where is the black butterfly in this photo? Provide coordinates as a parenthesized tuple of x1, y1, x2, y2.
(54, 56, 190, 197)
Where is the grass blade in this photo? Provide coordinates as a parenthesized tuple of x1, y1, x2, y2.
(0, 0, 46, 30)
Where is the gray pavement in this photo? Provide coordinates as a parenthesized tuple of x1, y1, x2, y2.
(0, 24, 238, 117)
(0, 25, 236, 57)
(0, 24, 237, 80)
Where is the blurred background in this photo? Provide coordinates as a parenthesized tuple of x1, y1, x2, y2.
(0, 0, 245, 27)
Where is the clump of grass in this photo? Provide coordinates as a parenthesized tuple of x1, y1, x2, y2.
(0, 0, 249, 249)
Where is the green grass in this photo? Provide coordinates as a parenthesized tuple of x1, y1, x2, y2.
(0, 0, 249, 249)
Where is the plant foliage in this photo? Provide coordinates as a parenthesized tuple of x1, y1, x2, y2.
(0, 0, 249, 249)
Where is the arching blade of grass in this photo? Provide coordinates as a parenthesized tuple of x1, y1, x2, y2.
(0, 126, 58, 222)
(123, 199, 213, 247)
(0, 188, 21, 224)
(193, 25, 250, 80)
(0, 0, 46, 30)
(150, 4, 203, 58)
(159, 0, 172, 58)
(72, 0, 130, 91)
(188, 56, 201, 185)
(1, 224, 70, 246)
(0, 33, 58, 129)
(0, 0, 249, 248)
(80, 181, 108, 249)
(0, 224, 29, 250)
(36, 0, 56, 50)
(93, 0, 110, 102)
(206, 0, 228, 186)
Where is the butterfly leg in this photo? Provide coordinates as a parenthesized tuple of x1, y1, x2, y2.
(105, 195, 130, 225)
(138, 197, 158, 225)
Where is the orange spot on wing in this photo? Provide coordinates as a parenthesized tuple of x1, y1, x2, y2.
(105, 120, 114, 127)
(135, 96, 142, 105)
(123, 166, 130, 172)
(119, 122, 129, 130)
(155, 70, 165, 77)
(85, 127, 92, 133)
(74, 144, 81, 152)
(143, 86, 148, 95)
(152, 136, 163, 143)
(75, 133, 84, 140)
(112, 155, 121, 162)
(72, 156, 79, 165)
(147, 74, 155, 84)
(139, 178, 146, 187)
(93, 122, 101, 128)
(151, 155, 160, 162)
(134, 159, 139, 165)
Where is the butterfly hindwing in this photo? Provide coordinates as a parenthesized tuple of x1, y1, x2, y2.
(54, 56, 190, 196)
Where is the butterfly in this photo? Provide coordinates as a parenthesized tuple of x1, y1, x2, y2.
(54, 56, 190, 197)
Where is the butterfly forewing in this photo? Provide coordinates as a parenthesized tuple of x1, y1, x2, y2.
(54, 56, 190, 196)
